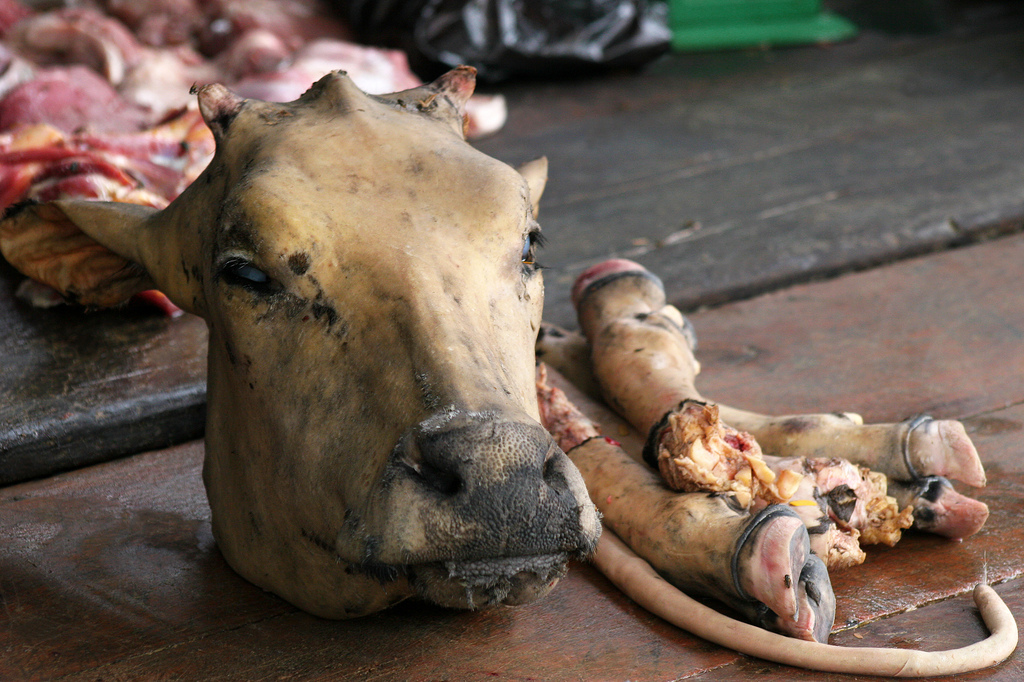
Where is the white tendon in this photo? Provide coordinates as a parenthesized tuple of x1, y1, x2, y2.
(593, 529, 1017, 677)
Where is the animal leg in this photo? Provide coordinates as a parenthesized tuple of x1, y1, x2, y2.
(537, 365, 834, 640)
(569, 435, 832, 640)
(718, 407, 986, 488)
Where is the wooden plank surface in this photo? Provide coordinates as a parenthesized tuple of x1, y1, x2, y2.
(2, 233, 1023, 680)
(4, 12, 1024, 482)
(476, 19, 1024, 327)
(0, 260, 208, 485)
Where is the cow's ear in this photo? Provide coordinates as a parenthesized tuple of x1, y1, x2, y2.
(518, 157, 548, 217)
(0, 200, 201, 314)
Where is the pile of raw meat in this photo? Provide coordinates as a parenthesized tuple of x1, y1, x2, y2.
(0, 0, 505, 306)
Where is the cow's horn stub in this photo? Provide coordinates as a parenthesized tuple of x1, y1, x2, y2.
(194, 83, 245, 138)
(376, 66, 477, 138)
(431, 65, 477, 113)
(431, 66, 476, 137)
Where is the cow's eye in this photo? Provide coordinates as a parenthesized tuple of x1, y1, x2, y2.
(521, 228, 545, 271)
(219, 257, 279, 294)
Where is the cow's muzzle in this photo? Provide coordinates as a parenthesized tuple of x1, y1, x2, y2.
(368, 408, 601, 608)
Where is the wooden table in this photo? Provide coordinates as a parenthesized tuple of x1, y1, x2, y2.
(3, 9, 1024, 680)
(3, 234, 1023, 680)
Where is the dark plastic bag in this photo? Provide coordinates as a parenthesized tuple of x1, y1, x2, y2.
(335, 0, 670, 82)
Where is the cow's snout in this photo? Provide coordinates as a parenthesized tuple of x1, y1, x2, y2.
(375, 410, 601, 607)
(402, 411, 562, 498)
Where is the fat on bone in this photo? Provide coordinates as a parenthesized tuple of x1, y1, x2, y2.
(766, 458, 868, 569)
(654, 400, 804, 508)
(537, 362, 1014, 673)
(569, 262, 913, 557)
(775, 455, 913, 549)
(545, 312, 984, 555)
(719, 407, 987, 488)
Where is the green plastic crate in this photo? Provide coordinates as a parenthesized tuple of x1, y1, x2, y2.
(668, 0, 857, 50)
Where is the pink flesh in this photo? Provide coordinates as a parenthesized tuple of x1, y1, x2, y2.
(216, 28, 290, 79)
(6, 8, 144, 78)
(0, 0, 33, 35)
(130, 290, 184, 317)
(0, 66, 151, 133)
(572, 258, 647, 307)
(811, 460, 861, 493)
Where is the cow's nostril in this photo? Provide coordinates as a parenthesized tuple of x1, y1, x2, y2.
(543, 449, 557, 479)
(405, 425, 468, 496)
(402, 415, 567, 500)
(404, 458, 461, 496)
(542, 448, 572, 494)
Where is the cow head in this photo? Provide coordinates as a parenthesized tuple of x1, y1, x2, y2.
(0, 68, 601, 618)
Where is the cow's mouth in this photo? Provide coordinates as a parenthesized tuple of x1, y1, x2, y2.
(406, 552, 571, 609)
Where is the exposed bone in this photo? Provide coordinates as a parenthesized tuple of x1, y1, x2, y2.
(768, 458, 868, 569)
(538, 321, 987, 545)
(536, 354, 868, 572)
(571, 261, 807, 509)
(768, 455, 913, 549)
(720, 407, 986, 488)
(594, 529, 1017, 677)
(655, 400, 803, 507)
(853, 468, 914, 546)
(562, 258, 987, 560)
(538, 365, 833, 640)
(888, 476, 990, 540)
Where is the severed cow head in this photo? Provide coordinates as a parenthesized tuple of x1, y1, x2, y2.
(0, 68, 601, 617)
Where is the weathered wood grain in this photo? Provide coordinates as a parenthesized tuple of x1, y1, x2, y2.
(477, 24, 1024, 327)
(0, 260, 208, 485)
(2, 232, 1024, 680)
(0, 441, 739, 682)
(691, 233, 1024, 424)
(5, 17, 1024, 482)
(1, 401, 1022, 681)
(691, 579, 1024, 681)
